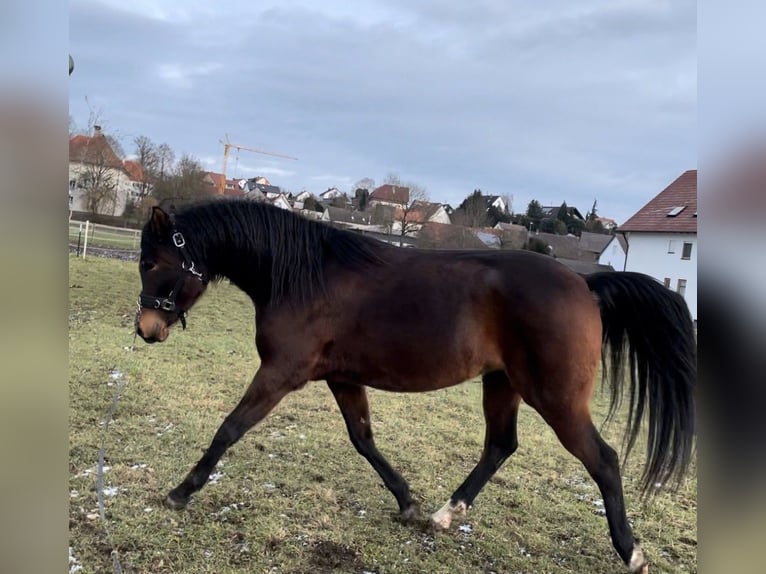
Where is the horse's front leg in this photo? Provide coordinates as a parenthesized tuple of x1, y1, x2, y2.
(164, 367, 297, 509)
(327, 381, 418, 520)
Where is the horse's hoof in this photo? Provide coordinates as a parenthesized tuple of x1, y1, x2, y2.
(629, 545, 649, 573)
(430, 499, 466, 532)
(163, 492, 189, 510)
(398, 503, 420, 523)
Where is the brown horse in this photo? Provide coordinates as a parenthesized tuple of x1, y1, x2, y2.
(136, 199, 696, 573)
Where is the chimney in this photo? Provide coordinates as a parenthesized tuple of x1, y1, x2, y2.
(93, 125, 102, 137)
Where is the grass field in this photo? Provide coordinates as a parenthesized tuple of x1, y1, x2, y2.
(69, 255, 697, 573)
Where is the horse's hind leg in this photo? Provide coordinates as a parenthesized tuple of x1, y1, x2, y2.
(543, 407, 647, 573)
(328, 381, 417, 519)
(164, 367, 294, 509)
(431, 370, 521, 530)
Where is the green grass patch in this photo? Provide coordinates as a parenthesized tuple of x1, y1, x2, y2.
(69, 255, 697, 573)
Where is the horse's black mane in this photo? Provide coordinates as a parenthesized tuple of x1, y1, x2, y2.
(169, 198, 390, 305)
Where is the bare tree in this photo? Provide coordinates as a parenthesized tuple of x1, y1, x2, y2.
(452, 189, 491, 228)
(106, 134, 126, 159)
(74, 128, 122, 214)
(70, 100, 128, 214)
(156, 142, 175, 182)
(133, 135, 160, 199)
(395, 182, 429, 244)
(78, 140, 121, 213)
(352, 177, 375, 192)
(152, 154, 214, 206)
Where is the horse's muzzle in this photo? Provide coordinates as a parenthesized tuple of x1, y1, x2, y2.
(136, 310, 170, 343)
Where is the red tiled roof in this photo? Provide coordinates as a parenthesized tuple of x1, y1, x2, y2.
(223, 178, 244, 196)
(204, 171, 225, 193)
(394, 200, 441, 223)
(620, 170, 697, 233)
(370, 184, 410, 205)
(123, 159, 144, 182)
(69, 133, 124, 170)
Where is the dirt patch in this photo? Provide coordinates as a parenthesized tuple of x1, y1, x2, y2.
(308, 539, 364, 572)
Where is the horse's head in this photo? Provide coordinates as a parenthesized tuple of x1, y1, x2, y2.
(136, 206, 208, 343)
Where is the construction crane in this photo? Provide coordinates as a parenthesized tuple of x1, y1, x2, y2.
(219, 133, 298, 194)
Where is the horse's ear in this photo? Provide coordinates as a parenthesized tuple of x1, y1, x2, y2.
(150, 206, 171, 235)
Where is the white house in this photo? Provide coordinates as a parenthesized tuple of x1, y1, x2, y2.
(597, 234, 628, 270)
(620, 169, 697, 321)
(269, 194, 293, 211)
(485, 195, 510, 214)
(391, 201, 452, 235)
(319, 187, 346, 201)
(69, 127, 131, 216)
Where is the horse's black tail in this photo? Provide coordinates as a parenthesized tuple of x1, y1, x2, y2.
(586, 271, 696, 496)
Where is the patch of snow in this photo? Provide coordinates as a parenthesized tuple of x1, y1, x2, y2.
(208, 471, 224, 485)
(69, 547, 83, 573)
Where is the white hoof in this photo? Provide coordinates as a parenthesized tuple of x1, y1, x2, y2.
(430, 499, 467, 531)
(629, 545, 648, 573)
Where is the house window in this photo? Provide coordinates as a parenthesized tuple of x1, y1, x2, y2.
(681, 242, 693, 260)
(663, 277, 671, 288)
(667, 240, 676, 254)
(676, 279, 687, 297)
(69, 179, 76, 190)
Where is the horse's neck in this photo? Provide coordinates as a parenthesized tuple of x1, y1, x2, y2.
(200, 226, 271, 300)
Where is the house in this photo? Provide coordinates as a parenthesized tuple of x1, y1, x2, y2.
(541, 205, 585, 222)
(595, 216, 617, 231)
(596, 234, 628, 270)
(319, 187, 346, 201)
(418, 221, 488, 250)
(203, 172, 225, 194)
(369, 184, 410, 208)
(485, 195, 509, 214)
(293, 190, 314, 209)
(474, 230, 502, 249)
(619, 169, 697, 320)
(576, 231, 616, 263)
(69, 126, 131, 216)
(221, 179, 245, 197)
(392, 201, 452, 234)
(244, 179, 282, 198)
(269, 194, 292, 210)
(555, 258, 615, 275)
(322, 206, 373, 228)
(531, 232, 582, 259)
(493, 222, 529, 250)
(122, 159, 151, 201)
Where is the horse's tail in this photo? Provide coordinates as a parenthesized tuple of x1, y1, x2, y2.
(586, 271, 696, 496)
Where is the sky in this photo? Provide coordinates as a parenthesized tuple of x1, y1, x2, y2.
(69, 0, 696, 224)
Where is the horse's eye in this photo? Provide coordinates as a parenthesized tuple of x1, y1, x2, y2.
(140, 260, 155, 272)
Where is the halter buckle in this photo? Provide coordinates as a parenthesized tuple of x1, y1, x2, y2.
(160, 299, 176, 312)
(172, 232, 186, 248)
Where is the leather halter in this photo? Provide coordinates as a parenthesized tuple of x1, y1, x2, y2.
(138, 226, 206, 330)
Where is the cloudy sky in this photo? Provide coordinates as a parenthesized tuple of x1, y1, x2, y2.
(69, 0, 696, 224)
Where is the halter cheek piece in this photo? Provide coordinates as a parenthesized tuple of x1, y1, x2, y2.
(138, 227, 206, 330)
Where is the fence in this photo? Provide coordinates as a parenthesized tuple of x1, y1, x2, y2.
(69, 220, 141, 257)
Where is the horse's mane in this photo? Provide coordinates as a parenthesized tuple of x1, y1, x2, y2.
(172, 198, 389, 305)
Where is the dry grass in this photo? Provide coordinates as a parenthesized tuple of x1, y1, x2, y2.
(69, 255, 697, 573)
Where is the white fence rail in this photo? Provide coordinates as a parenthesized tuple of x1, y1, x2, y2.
(69, 220, 141, 257)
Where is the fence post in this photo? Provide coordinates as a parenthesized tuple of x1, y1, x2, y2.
(76, 222, 83, 256)
(82, 220, 90, 259)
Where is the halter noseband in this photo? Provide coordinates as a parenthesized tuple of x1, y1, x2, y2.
(138, 226, 206, 330)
